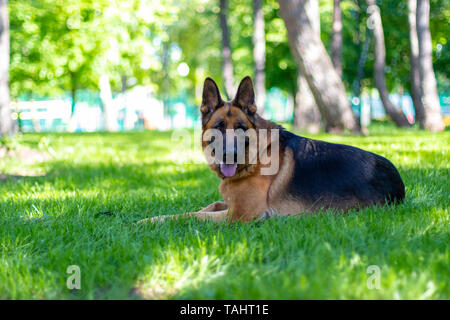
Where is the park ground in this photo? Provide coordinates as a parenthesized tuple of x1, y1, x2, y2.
(0, 123, 448, 299)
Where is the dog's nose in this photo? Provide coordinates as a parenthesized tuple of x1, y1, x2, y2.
(223, 136, 238, 163)
(223, 144, 238, 163)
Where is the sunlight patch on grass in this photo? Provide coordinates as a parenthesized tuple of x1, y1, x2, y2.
(135, 250, 227, 299)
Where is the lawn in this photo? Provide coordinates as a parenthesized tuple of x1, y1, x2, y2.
(0, 124, 448, 299)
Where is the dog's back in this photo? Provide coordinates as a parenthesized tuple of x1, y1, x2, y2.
(281, 130, 405, 211)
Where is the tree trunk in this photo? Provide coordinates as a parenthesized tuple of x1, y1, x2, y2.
(407, 0, 425, 127)
(353, 26, 371, 133)
(366, 0, 410, 127)
(67, 77, 77, 132)
(293, 0, 320, 133)
(253, 0, 266, 115)
(219, 0, 234, 99)
(331, 0, 342, 77)
(356, 33, 371, 98)
(294, 73, 320, 133)
(416, 0, 444, 131)
(70, 83, 76, 115)
(0, 0, 14, 136)
(99, 75, 118, 132)
(161, 41, 172, 126)
(278, 0, 359, 133)
(15, 102, 22, 132)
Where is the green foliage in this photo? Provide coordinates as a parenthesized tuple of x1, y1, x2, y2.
(265, 0, 297, 95)
(9, 0, 157, 99)
(7, 0, 449, 102)
(0, 125, 448, 298)
(429, 0, 450, 93)
(325, 0, 450, 94)
(0, 135, 20, 150)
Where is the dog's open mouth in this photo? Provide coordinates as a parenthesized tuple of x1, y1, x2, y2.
(220, 163, 238, 177)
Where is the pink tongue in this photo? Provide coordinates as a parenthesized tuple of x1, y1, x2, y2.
(220, 163, 237, 177)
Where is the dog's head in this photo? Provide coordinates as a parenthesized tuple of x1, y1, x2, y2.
(201, 76, 263, 180)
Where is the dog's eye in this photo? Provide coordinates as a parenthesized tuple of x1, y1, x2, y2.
(213, 121, 224, 130)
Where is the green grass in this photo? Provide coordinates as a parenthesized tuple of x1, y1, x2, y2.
(0, 123, 448, 299)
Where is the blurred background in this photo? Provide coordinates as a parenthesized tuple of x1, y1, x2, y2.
(0, 0, 448, 134)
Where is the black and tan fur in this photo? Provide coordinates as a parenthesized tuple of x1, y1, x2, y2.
(140, 77, 405, 224)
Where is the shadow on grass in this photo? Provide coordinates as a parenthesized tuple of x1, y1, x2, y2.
(0, 158, 223, 222)
(5, 159, 447, 209)
(2, 157, 448, 224)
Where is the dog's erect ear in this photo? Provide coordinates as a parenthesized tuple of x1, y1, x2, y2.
(201, 78, 223, 115)
(234, 76, 257, 115)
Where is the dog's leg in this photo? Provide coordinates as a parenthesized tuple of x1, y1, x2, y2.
(136, 202, 230, 224)
(190, 208, 230, 222)
(198, 201, 228, 212)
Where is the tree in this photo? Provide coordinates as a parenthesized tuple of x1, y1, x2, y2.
(253, 0, 266, 115)
(366, 0, 410, 127)
(0, 0, 14, 136)
(353, 23, 371, 133)
(293, 0, 320, 133)
(278, 0, 359, 133)
(331, 0, 342, 76)
(407, 0, 425, 127)
(219, 0, 234, 99)
(8, 0, 156, 131)
(416, 0, 444, 131)
(264, 0, 297, 98)
(9, 0, 108, 115)
(99, 75, 118, 132)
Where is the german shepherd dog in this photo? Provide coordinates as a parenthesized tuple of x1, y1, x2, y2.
(142, 76, 405, 224)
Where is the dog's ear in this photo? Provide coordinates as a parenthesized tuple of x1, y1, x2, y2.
(201, 78, 223, 115)
(233, 76, 257, 115)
